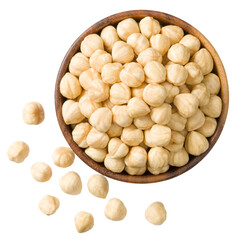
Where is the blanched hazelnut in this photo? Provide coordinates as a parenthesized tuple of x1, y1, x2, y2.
(105, 198, 127, 221)
(100, 25, 119, 52)
(179, 84, 190, 93)
(165, 131, 185, 152)
(144, 61, 166, 83)
(140, 141, 149, 150)
(69, 52, 90, 77)
(150, 103, 172, 125)
(112, 41, 134, 64)
(23, 102, 45, 125)
(110, 82, 131, 105)
(39, 195, 59, 216)
(127, 97, 150, 118)
(186, 109, 205, 131)
(161, 82, 180, 103)
(60, 72, 82, 99)
(200, 95, 222, 118)
(185, 131, 209, 156)
(180, 34, 200, 56)
(191, 48, 214, 75)
(197, 117, 217, 137)
(167, 112, 187, 131)
(104, 154, 125, 173)
(59, 171, 82, 195)
(169, 148, 189, 167)
(148, 165, 169, 175)
(132, 82, 147, 98)
(125, 165, 146, 175)
(150, 34, 171, 56)
(89, 50, 112, 73)
(31, 162, 52, 182)
(101, 63, 122, 84)
(85, 147, 107, 163)
(150, 124, 171, 147)
(143, 83, 167, 107)
(144, 129, 157, 147)
(191, 83, 210, 106)
(174, 93, 199, 118)
(7, 141, 29, 163)
(79, 68, 101, 90)
(80, 34, 104, 57)
(148, 147, 169, 169)
(185, 62, 203, 85)
(125, 146, 147, 168)
(112, 105, 133, 127)
(88, 79, 109, 102)
(72, 122, 91, 148)
(103, 98, 115, 110)
(75, 212, 94, 233)
(87, 174, 109, 199)
(86, 127, 109, 149)
(145, 201, 167, 225)
(166, 63, 188, 86)
(180, 128, 188, 137)
(161, 25, 184, 44)
(121, 125, 144, 146)
(107, 123, 122, 138)
(127, 33, 149, 55)
(167, 43, 190, 65)
(203, 73, 221, 95)
(120, 62, 145, 87)
(108, 138, 129, 158)
(52, 147, 75, 168)
(139, 16, 161, 39)
(134, 114, 154, 130)
(117, 18, 139, 41)
(137, 48, 162, 66)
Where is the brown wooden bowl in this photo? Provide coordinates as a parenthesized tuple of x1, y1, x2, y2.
(55, 10, 229, 183)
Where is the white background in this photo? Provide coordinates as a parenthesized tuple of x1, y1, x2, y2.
(0, 0, 238, 239)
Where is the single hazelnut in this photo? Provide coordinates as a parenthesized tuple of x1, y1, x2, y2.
(112, 41, 134, 64)
(127, 97, 150, 118)
(121, 124, 144, 146)
(39, 195, 60, 215)
(125, 146, 147, 168)
(167, 43, 190, 65)
(186, 109, 205, 131)
(165, 131, 185, 152)
(72, 122, 92, 148)
(148, 147, 169, 169)
(150, 34, 171, 56)
(31, 162, 52, 182)
(150, 124, 172, 147)
(200, 95, 222, 118)
(185, 62, 204, 85)
(166, 63, 188, 86)
(132, 82, 147, 98)
(86, 127, 109, 149)
(108, 138, 129, 159)
(101, 63, 122, 84)
(133, 114, 154, 130)
(7, 141, 29, 163)
(137, 48, 162, 66)
(87, 79, 109, 103)
(169, 148, 189, 167)
(110, 82, 131, 105)
(127, 33, 149, 55)
(144, 61, 166, 84)
(105, 198, 127, 221)
(150, 103, 172, 125)
(75, 212, 94, 233)
(197, 117, 217, 137)
(180, 34, 200, 56)
(145, 201, 167, 225)
(107, 123, 122, 138)
(161, 82, 180, 103)
(139, 17, 161, 39)
(161, 25, 184, 44)
(23, 102, 45, 125)
(89, 50, 112, 73)
(52, 147, 75, 168)
(167, 112, 187, 131)
(100, 25, 119, 52)
(79, 68, 101, 90)
(144, 129, 157, 148)
(69, 52, 90, 77)
(191, 83, 210, 107)
(116, 18, 139, 41)
(104, 154, 125, 173)
(125, 165, 146, 175)
(203, 73, 221, 95)
(112, 105, 133, 127)
(147, 165, 169, 175)
(85, 147, 107, 163)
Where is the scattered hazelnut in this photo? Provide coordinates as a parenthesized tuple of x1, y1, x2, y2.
(110, 82, 131, 105)
(112, 41, 134, 64)
(89, 50, 112, 73)
(101, 63, 122, 84)
(75, 212, 94, 233)
(112, 105, 133, 127)
(145, 201, 167, 225)
(150, 34, 171, 56)
(31, 162, 52, 182)
(203, 73, 221, 95)
(180, 34, 200, 56)
(148, 147, 169, 169)
(166, 63, 188, 86)
(191, 83, 210, 107)
(167, 112, 187, 131)
(108, 138, 129, 159)
(105, 198, 127, 221)
(52, 147, 75, 168)
(169, 148, 189, 167)
(167, 43, 190, 65)
(137, 48, 162, 66)
(86, 127, 109, 149)
(39, 195, 59, 215)
(127, 33, 149, 55)
(161, 25, 184, 44)
(117, 18, 139, 41)
(100, 25, 119, 52)
(150, 103, 172, 125)
(125, 146, 147, 168)
(144, 61, 166, 83)
(133, 114, 154, 130)
(197, 117, 217, 137)
(150, 124, 172, 147)
(69, 52, 90, 77)
(121, 124, 144, 146)
(85, 147, 107, 163)
(104, 154, 125, 173)
(184, 62, 204, 85)
(23, 102, 45, 125)
(200, 95, 222, 118)
(127, 97, 150, 118)
(186, 109, 205, 131)
(139, 16, 161, 39)
(7, 141, 29, 163)
(72, 122, 92, 148)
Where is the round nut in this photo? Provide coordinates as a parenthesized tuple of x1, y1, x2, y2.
(167, 112, 187, 131)
(148, 147, 169, 169)
(85, 147, 107, 163)
(150, 124, 172, 147)
(89, 50, 112, 73)
(103, 98, 115, 110)
(79, 68, 101, 90)
(23, 102, 45, 125)
(191, 83, 210, 107)
(165, 131, 185, 152)
(161, 82, 180, 103)
(148, 165, 169, 175)
(125, 146, 147, 168)
(169, 148, 189, 167)
(144, 61, 166, 84)
(161, 25, 184, 44)
(110, 82, 131, 105)
(144, 129, 157, 148)
(105, 198, 127, 221)
(137, 48, 162, 66)
(180, 34, 200, 56)
(200, 95, 222, 118)
(112, 41, 134, 64)
(150, 103, 172, 125)
(125, 165, 146, 175)
(104, 154, 125, 173)
(107, 123, 122, 138)
(167, 43, 190, 65)
(7, 141, 29, 163)
(75, 212, 94, 233)
(139, 16, 161, 39)
(52, 147, 75, 168)
(72, 122, 91, 148)
(185, 62, 204, 85)
(133, 114, 154, 130)
(39, 195, 60, 216)
(127, 97, 150, 118)
(86, 127, 109, 149)
(186, 109, 205, 131)
(108, 138, 129, 159)
(101, 63, 122, 84)
(87, 79, 109, 103)
(132, 82, 147, 98)
(116, 18, 139, 41)
(31, 162, 52, 182)
(69, 52, 90, 77)
(166, 63, 188, 86)
(112, 105, 133, 127)
(145, 201, 167, 225)
(121, 124, 144, 146)
(197, 117, 217, 137)
(150, 34, 171, 56)
(203, 73, 221, 95)
(127, 33, 149, 55)
(100, 25, 119, 52)
(180, 128, 188, 137)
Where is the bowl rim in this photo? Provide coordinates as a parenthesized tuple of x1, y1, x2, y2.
(55, 10, 229, 184)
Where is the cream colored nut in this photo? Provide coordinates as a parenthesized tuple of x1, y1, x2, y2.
(87, 174, 109, 199)
(112, 41, 134, 64)
(121, 125, 144, 146)
(197, 117, 217, 137)
(191, 48, 214, 75)
(161, 25, 184, 44)
(161, 82, 180, 103)
(150, 124, 171, 147)
(103, 98, 115, 110)
(191, 83, 210, 107)
(85, 147, 107, 163)
(7, 141, 29, 163)
(62, 100, 84, 125)
(101, 63, 122, 84)
(144, 61, 166, 84)
(104, 154, 125, 173)
(23, 102, 45, 125)
(200, 95, 222, 118)
(167, 112, 187, 131)
(120, 62, 145, 87)
(80, 34, 104, 57)
(167, 43, 190, 65)
(86, 127, 109, 149)
(150, 103, 172, 125)
(69, 52, 90, 77)
(52, 147, 75, 168)
(110, 82, 131, 104)
(125, 165, 146, 175)
(75, 212, 94, 233)
(59, 171, 82, 195)
(127, 97, 150, 118)
(125, 146, 147, 168)
(180, 128, 188, 137)
(185, 62, 204, 85)
(79, 68, 101, 90)
(105, 198, 127, 221)
(108, 138, 129, 158)
(100, 25, 119, 52)
(139, 16, 161, 39)
(89, 107, 112, 133)
(165, 131, 185, 152)
(134, 114, 154, 130)
(31, 162, 52, 182)
(39, 195, 59, 216)
(140, 141, 149, 150)
(180, 34, 200, 56)
(148, 147, 169, 169)
(150, 34, 171, 56)
(179, 84, 190, 93)
(72, 122, 91, 148)
(112, 105, 133, 127)
(174, 93, 199, 118)
(89, 50, 112, 73)
(145, 202, 166, 225)
(132, 82, 147, 98)
(117, 18, 139, 41)
(203, 73, 221, 95)
(127, 33, 149, 55)
(143, 83, 167, 107)
(166, 63, 188, 86)
(60, 72, 82, 99)
(144, 129, 157, 148)
(148, 165, 169, 175)
(107, 123, 122, 138)
(169, 148, 189, 167)
(186, 109, 205, 131)
(137, 48, 162, 66)
(88, 79, 109, 102)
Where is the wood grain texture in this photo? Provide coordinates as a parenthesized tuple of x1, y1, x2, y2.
(55, 10, 229, 183)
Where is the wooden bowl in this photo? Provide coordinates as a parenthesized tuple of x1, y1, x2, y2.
(55, 10, 229, 183)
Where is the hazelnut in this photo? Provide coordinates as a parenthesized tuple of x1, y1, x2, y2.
(203, 73, 221, 95)
(125, 146, 147, 168)
(184, 62, 204, 85)
(86, 127, 109, 148)
(150, 34, 171, 56)
(103, 98, 115, 110)
(132, 82, 147, 98)
(121, 124, 144, 146)
(167, 112, 187, 131)
(105, 198, 127, 221)
(108, 138, 129, 158)
(166, 63, 188, 86)
(179, 84, 191, 93)
(200, 95, 222, 118)
(167, 43, 190, 65)
(180, 34, 200, 56)
(101, 63, 122, 84)
(7, 141, 29, 163)
(161, 25, 184, 44)
(112, 105, 133, 127)
(79, 68, 101, 90)
(112, 41, 134, 64)
(150, 103, 172, 125)
(127, 33, 149, 55)
(148, 147, 169, 169)
(147, 165, 169, 175)
(107, 123, 122, 138)
(59, 171, 82, 195)
(88, 79, 109, 102)
(139, 17, 161, 38)
(110, 82, 131, 105)
(144, 129, 157, 148)
(23, 102, 45, 125)
(150, 124, 172, 147)
(185, 131, 209, 156)
(144, 61, 166, 84)
(69, 52, 90, 77)
(186, 109, 205, 131)
(145, 201, 167, 225)
(134, 114, 154, 130)
(52, 147, 75, 168)
(125, 165, 146, 175)
(169, 148, 189, 167)
(180, 128, 188, 137)
(72, 122, 92, 148)
(85, 147, 107, 163)
(89, 50, 112, 73)
(197, 117, 217, 137)
(116, 18, 139, 41)
(31, 162, 52, 182)
(191, 83, 210, 107)
(165, 131, 185, 152)
(100, 25, 119, 52)
(104, 154, 125, 173)
(137, 48, 162, 66)
(75, 212, 94, 233)
(39, 195, 60, 215)
(127, 97, 150, 118)
(161, 82, 180, 103)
